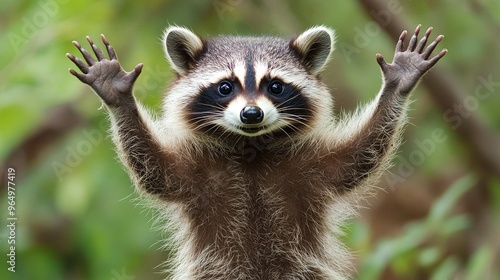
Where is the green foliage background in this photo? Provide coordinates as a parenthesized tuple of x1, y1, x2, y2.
(1, 0, 499, 279)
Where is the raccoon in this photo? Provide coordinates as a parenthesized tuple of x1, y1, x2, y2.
(67, 24, 446, 279)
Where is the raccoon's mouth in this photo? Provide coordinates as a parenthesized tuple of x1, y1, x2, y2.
(222, 122, 282, 136)
(238, 122, 279, 135)
(240, 126, 263, 134)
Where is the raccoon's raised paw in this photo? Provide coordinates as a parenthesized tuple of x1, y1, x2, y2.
(376, 25, 447, 95)
(67, 35, 143, 107)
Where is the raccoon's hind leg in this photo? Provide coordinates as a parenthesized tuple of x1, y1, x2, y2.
(67, 36, 186, 200)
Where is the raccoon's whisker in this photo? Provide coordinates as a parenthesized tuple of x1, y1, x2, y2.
(275, 94, 303, 109)
(186, 103, 226, 115)
(188, 111, 225, 121)
(218, 124, 235, 139)
(205, 124, 222, 135)
(280, 114, 313, 130)
(279, 113, 310, 122)
(193, 120, 218, 130)
(190, 122, 213, 132)
(278, 106, 313, 115)
(282, 124, 302, 137)
(278, 107, 313, 128)
(197, 101, 226, 109)
(279, 111, 309, 121)
(187, 110, 225, 132)
(286, 118, 311, 129)
(190, 119, 217, 130)
(189, 113, 223, 121)
(189, 115, 221, 132)
(187, 111, 224, 117)
(278, 126, 294, 141)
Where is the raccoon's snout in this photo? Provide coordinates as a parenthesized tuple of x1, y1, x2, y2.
(240, 106, 264, 125)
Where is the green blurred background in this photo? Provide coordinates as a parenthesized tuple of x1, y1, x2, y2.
(1, 0, 499, 279)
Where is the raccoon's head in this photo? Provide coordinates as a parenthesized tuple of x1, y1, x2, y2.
(162, 26, 335, 139)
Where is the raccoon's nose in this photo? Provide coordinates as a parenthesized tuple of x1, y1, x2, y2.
(240, 106, 264, 124)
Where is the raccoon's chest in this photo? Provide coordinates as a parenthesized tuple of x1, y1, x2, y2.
(183, 152, 331, 276)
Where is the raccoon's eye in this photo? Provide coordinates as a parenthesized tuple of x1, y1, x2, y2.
(218, 81, 233, 96)
(268, 80, 284, 95)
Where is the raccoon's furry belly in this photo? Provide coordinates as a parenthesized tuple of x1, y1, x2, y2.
(166, 157, 349, 280)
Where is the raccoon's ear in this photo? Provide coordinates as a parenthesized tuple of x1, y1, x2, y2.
(291, 26, 335, 75)
(163, 26, 204, 76)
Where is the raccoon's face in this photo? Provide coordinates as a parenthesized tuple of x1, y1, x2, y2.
(162, 26, 335, 138)
(192, 75, 300, 137)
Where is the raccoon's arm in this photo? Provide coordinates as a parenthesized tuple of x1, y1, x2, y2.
(67, 35, 183, 199)
(331, 25, 446, 191)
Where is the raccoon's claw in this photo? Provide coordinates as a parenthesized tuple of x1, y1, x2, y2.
(375, 53, 388, 72)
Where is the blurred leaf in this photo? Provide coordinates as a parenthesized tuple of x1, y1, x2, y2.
(439, 214, 471, 236)
(488, 177, 500, 214)
(358, 222, 428, 279)
(464, 246, 494, 280)
(419, 247, 440, 267)
(428, 174, 476, 224)
(357, 173, 478, 279)
(0, 103, 39, 160)
(431, 257, 460, 280)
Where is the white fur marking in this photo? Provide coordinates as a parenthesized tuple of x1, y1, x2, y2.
(218, 95, 286, 137)
(233, 62, 246, 89)
(254, 61, 268, 87)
